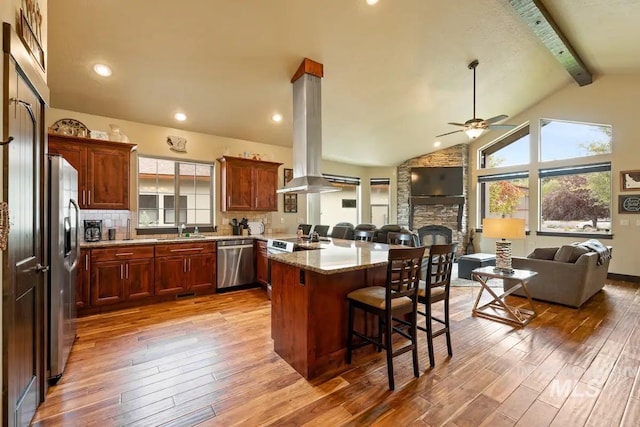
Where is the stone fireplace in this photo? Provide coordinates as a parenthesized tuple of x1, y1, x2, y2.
(397, 144, 469, 256)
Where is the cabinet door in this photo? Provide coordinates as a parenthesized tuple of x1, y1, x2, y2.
(86, 145, 130, 209)
(226, 162, 253, 210)
(254, 166, 278, 211)
(126, 258, 155, 300)
(256, 241, 269, 286)
(48, 139, 88, 207)
(77, 249, 91, 309)
(91, 260, 125, 306)
(188, 253, 216, 291)
(154, 256, 188, 295)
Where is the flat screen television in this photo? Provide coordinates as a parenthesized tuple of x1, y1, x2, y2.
(410, 167, 463, 196)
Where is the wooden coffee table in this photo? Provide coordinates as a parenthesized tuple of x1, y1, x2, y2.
(471, 266, 538, 327)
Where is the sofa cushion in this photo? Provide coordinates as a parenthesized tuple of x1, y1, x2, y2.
(527, 247, 558, 260)
(553, 245, 590, 263)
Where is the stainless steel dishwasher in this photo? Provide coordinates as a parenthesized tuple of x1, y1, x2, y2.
(217, 239, 256, 290)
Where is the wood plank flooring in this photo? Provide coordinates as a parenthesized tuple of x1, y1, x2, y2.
(32, 279, 640, 426)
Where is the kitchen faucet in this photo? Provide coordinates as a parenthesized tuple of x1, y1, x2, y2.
(179, 223, 186, 238)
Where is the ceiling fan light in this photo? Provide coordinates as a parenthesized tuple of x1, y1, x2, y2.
(465, 127, 484, 139)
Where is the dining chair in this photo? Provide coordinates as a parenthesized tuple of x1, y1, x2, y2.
(297, 224, 312, 235)
(387, 231, 414, 246)
(354, 229, 376, 242)
(312, 225, 329, 237)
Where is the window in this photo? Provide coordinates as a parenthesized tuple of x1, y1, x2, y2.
(370, 178, 390, 227)
(138, 156, 214, 228)
(476, 119, 612, 236)
(478, 173, 529, 228)
(478, 124, 530, 227)
(540, 164, 611, 233)
(540, 119, 612, 162)
(480, 125, 530, 169)
(320, 174, 360, 226)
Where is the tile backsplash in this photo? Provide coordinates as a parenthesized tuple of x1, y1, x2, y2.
(79, 210, 278, 241)
(80, 210, 131, 241)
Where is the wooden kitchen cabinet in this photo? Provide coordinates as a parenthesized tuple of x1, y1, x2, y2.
(76, 249, 91, 309)
(90, 245, 155, 306)
(154, 242, 216, 295)
(48, 133, 136, 210)
(217, 156, 282, 212)
(255, 239, 268, 287)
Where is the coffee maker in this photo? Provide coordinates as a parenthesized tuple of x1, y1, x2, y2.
(83, 220, 102, 242)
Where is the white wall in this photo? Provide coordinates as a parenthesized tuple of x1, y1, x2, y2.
(469, 74, 640, 276)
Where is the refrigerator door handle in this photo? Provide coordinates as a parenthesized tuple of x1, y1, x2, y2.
(69, 199, 81, 271)
(36, 263, 50, 273)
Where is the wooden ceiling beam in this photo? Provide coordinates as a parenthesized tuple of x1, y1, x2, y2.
(508, 0, 592, 86)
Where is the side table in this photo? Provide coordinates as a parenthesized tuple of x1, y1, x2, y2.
(471, 266, 538, 327)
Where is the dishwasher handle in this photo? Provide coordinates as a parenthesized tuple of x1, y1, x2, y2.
(218, 244, 254, 250)
(218, 239, 254, 247)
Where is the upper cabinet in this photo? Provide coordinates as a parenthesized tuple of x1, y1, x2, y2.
(218, 156, 282, 212)
(48, 134, 136, 210)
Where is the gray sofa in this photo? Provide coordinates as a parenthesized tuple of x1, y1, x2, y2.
(505, 246, 612, 308)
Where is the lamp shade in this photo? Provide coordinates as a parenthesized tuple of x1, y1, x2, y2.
(482, 218, 525, 240)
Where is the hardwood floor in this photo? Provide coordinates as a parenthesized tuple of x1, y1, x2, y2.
(33, 279, 640, 426)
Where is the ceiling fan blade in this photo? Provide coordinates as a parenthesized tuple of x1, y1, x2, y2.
(435, 129, 465, 138)
(483, 114, 509, 124)
(488, 124, 517, 130)
(447, 122, 467, 127)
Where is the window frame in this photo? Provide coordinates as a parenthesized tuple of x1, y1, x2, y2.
(137, 155, 216, 234)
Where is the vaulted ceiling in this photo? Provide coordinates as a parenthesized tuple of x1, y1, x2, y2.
(47, 0, 640, 166)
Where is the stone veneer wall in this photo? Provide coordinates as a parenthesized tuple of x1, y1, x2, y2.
(397, 144, 470, 254)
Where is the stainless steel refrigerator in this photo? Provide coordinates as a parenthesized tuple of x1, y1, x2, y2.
(47, 154, 80, 382)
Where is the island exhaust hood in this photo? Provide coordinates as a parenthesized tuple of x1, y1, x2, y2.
(277, 58, 339, 194)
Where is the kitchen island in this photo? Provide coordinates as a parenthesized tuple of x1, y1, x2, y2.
(269, 239, 396, 379)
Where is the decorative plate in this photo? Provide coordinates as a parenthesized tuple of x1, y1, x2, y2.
(50, 118, 90, 137)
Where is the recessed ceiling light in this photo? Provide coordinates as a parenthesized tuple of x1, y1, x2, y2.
(433, 140, 442, 147)
(271, 113, 283, 123)
(366, 0, 379, 5)
(93, 63, 112, 77)
(174, 113, 187, 122)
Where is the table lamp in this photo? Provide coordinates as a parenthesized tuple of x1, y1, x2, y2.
(482, 218, 526, 273)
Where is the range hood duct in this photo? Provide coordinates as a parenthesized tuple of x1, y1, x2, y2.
(277, 58, 339, 194)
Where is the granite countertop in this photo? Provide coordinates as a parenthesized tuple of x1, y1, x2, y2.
(269, 239, 397, 275)
(79, 233, 297, 248)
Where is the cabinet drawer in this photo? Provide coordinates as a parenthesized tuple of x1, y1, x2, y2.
(256, 240, 267, 253)
(155, 242, 216, 257)
(91, 245, 155, 262)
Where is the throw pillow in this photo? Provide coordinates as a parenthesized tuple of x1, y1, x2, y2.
(527, 247, 559, 260)
(554, 245, 590, 263)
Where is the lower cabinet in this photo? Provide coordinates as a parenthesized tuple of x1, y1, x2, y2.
(256, 240, 268, 286)
(154, 242, 216, 296)
(78, 242, 218, 314)
(90, 245, 155, 307)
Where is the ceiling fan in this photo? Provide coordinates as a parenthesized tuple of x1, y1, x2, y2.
(436, 59, 516, 140)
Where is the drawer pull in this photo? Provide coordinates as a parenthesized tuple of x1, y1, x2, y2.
(170, 247, 204, 253)
(115, 252, 134, 256)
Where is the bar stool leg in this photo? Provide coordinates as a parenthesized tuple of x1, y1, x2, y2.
(411, 309, 419, 378)
(425, 302, 435, 368)
(384, 311, 395, 390)
(346, 302, 354, 364)
(445, 298, 453, 357)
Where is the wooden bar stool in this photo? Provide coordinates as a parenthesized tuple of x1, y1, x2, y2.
(346, 246, 426, 390)
(417, 243, 457, 367)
